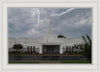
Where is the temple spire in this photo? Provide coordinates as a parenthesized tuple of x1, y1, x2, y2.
(50, 16, 52, 24)
(48, 16, 53, 35)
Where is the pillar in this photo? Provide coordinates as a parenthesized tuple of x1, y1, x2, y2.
(60, 45, 63, 54)
(39, 46, 42, 54)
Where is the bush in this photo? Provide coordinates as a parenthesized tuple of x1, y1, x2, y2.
(12, 44, 23, 53)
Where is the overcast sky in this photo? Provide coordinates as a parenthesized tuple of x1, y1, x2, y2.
(8, 8, 92, 38)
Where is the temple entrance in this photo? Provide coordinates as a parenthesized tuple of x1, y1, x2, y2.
(42, 45, 60, 54)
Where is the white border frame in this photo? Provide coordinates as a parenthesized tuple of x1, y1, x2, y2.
(0, 1, 98, 72)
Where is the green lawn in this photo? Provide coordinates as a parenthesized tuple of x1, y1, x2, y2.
(61, 60, 91, 63)
(9, 61, 39, 64)
(9, 60, 91, 64)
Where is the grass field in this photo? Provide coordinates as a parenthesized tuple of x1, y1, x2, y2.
(9, 62, 40, 64)
(61, 60, 91, 63)
(9, 60, 91, 64)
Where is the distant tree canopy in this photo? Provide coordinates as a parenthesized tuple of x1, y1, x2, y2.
(81, 34, 92, 60)
(13, 44, 23, 52)
(57, 35, 66, 38)
(70, 34, 92, 62)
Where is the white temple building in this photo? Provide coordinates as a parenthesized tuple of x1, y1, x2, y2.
(9, 17, 85, 54)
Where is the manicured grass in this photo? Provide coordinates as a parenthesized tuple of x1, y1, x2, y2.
(61, 60, 91, 63)
(9, 61, 91, 64)
(9, 62, 39, 64)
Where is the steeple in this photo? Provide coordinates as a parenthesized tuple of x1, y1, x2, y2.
(48, 16, 53, 35)
(50, 16, 52, 24)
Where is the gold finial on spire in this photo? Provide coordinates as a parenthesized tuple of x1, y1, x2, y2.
(50, 16, 52, 24)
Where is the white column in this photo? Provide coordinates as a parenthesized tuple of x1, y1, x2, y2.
(39, 46, 42, 54)
(60, 45, 63, 54)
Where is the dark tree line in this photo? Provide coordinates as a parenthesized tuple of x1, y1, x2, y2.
(82, 34, 92, 61)
(73, 34, 91, 61)
(64, 34, 92, 61)
(58, 35, 66, 38)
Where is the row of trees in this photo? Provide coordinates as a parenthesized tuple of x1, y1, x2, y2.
(63, 34, 91, 61)
(81, 34, 92, 61)
(12, 44, 38, 54)
(64, 45, 81, 54)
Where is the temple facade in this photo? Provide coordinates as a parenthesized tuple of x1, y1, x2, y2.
(8, 17, 85, 54)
